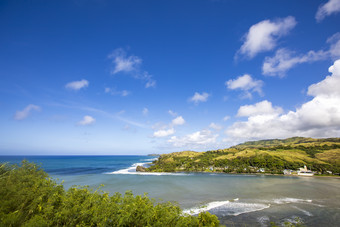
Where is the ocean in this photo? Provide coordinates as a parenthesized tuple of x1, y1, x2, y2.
(1, 155, 339, 227)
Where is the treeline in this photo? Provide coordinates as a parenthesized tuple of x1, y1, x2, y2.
(147, 144, 340, 174)
(0, 161, 219, 226)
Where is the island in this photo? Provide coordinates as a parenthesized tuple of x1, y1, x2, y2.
(143, 137, 340, 175)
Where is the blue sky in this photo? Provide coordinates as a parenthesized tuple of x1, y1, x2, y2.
(1, 0, 340, 155)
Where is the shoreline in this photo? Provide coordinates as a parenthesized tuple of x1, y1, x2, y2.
(140, 168, 340, 178)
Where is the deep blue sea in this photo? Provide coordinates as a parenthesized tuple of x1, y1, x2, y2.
(1, 155, 339, 227)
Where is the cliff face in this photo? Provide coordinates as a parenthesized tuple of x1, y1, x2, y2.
(146, 137, 340, 174)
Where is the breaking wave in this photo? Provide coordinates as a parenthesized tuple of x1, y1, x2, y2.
(106, 162, 188, 176)
(183, 199, 270, 216)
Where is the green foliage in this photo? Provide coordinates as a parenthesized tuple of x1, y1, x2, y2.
(147, 137, 340, 174)
(0, 161, 220, 227)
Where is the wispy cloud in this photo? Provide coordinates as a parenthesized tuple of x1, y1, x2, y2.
(105, 87, 131, 97)
(14, 104, 41, 120)
(226, 74, 263, 99)
(262, 32, 340, 77)
(108, 48, 156, 88)
(78, 115, 96, 125)
(236, 16, 296, 59)
(48, 102, 148, 129)
(142, 107, 149, 116)
(209, 122, 223, 131)
(189, 92, 210, 104)
(316, 0, 340, 22)
(65, 79, 89, 90)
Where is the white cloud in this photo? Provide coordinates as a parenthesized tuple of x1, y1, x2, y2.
(105, 87, 130, 97)
(153, 128, 175, 137)
(168, 129, 218, 149)
(108, 49, 156, 88)
(145, 80, 156, 88)
(226, 74, 263, 99)
(142, 108, 149, 116)
(168, 110, 177, 117)
(327, 33, 340, 59)
(209, 122, 223, 131)
(262, 48, 328, 77)
(237, 100, 283, 117)
(65, 79, 89, 90)
(316, 0, 340, 22)
(262, 33, 340, 77)
(172, 116, 185, 126)
(226, 60, 340, 142)
(14, 104, 41, 120)
(223, 115, 230, 121)
(108, 48, 142, 74)
(189, 92, 210, 104)
(78, 115, 96, 126)
(237, 16, 296, 58)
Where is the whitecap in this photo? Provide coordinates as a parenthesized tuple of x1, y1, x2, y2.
(291, 205, 313, 216)
(273, 198, 312, 204)
(105, 162, 189, 176)
(257, 216, 270, 227)
(183, 201, 230, 215)
(183, 200, 270, 216)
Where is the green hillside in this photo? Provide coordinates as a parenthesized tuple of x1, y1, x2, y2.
(146, 137, 340, 174)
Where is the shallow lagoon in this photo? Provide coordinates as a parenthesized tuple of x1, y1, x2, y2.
(1, 155, 339, 226)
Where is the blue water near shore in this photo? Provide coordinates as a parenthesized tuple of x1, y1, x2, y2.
(1, 155, 339, 227)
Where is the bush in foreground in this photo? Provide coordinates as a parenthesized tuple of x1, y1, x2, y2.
(0, 161, 219, 226)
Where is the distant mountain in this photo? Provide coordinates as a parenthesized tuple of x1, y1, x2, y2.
(146, 137, 340, 175)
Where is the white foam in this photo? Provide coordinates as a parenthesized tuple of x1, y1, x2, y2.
(273, 198, 312, 204)
(141, 158, 158, 162)
(183, 200, 270, 216)
(257, 216, 270, 227)
(183, 201, 230, 215)
(106, 162, 188, 176)
(291, 205, 313, 216)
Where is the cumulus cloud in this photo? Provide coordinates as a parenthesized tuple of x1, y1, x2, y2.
(226, 74, 263, 99)
(108, 48, 156, 88)
(237, 16, 296, 59)
(65, 79, 89, 90)
(226, 59, 340, 142)
(189, 92, 210, 104)
(105, 87, 130, 97)
(316, 0, 340, 22)
(237, 100, 283, 117)
(168, 129, 218, 149)
(153, 128, 175, 137)
(209, 122, 223, 131)
(172, 116, 185, 126)
(78, 115, 96, 126)
(262, 33, 340, 77)
(14, 104, 41, 120)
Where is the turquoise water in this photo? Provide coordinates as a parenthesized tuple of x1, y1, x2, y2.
(1, 156, 339, 226)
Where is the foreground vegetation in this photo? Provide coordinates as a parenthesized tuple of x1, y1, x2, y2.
(146, 137, 340, 174)
(0, 161, 219, 226)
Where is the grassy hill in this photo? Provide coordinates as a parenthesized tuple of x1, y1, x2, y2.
(146, 137, 340, 174)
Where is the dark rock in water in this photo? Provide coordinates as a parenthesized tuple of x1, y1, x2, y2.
(136, 165, 146, 172)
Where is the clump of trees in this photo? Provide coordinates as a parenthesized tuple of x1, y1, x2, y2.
(0, 161, 220, 226)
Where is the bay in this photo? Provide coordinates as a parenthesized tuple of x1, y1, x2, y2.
(1, 155, 339, 227)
